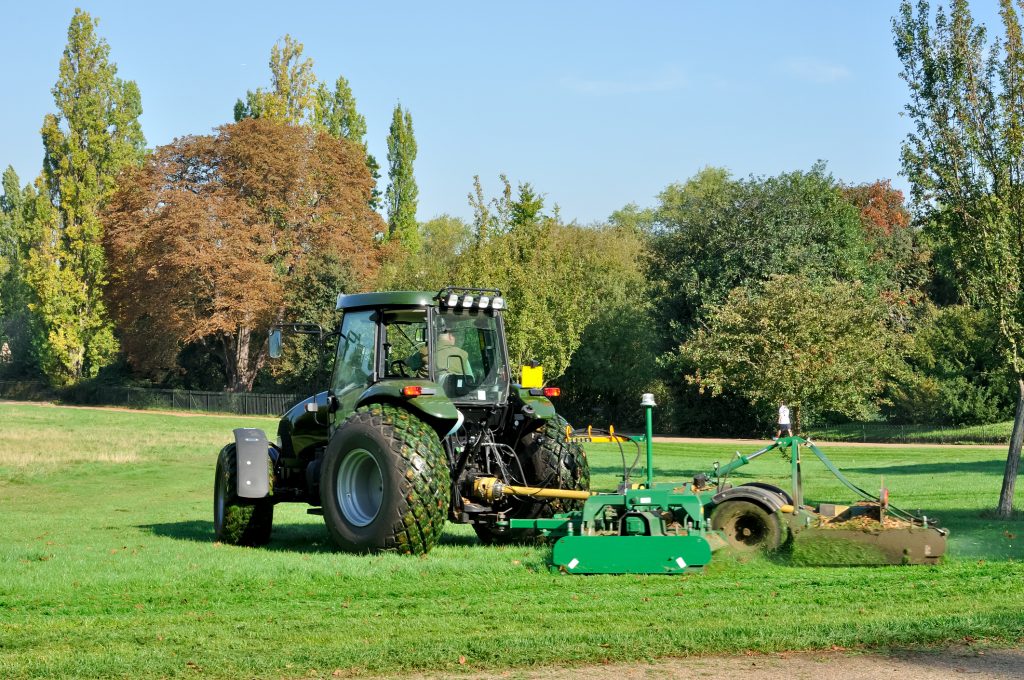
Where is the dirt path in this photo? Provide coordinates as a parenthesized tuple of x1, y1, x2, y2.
(409, 646, 1024, 679)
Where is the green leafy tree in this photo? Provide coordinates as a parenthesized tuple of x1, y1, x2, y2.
(645, 165, 876, 433)
(888, 304, 1013, 425)
(842, 180, 930, 305)
(894, 0, 1024, 516)
(262, 253, 358, 393)
(681, 275, 902, 431)
(457, 178, 643, 381)
(26, 9, 145, 384)
(648, 165, 870, 347)
(377, 214, 472, 292)
(385, 104, 419, 250)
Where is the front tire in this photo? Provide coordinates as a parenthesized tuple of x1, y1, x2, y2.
(320, 404, 449, 555)
(475, 415, 590, 544)
(213, 444, 273, 546)
(710, 500, 786, 552)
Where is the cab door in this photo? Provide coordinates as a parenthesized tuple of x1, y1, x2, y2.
(329, 309, 377, 430)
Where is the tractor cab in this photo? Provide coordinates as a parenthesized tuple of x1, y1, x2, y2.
(327, 288, 510, 414)
(377, 297, 510, 404)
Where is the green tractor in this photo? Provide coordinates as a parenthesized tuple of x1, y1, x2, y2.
(213, 287, 590, 554)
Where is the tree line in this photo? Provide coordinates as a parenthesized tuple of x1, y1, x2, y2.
(1, 4, 1022, 514)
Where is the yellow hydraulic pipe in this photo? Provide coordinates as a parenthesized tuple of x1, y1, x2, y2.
(501, 485, 594, 500)
(473, 477, 594, 502)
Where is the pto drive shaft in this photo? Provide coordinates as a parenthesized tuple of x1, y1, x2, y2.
(473, 476, 593, 502)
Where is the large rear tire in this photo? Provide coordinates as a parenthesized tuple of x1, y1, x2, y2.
(475, 415, 590, 545)
(213, 444, 274, 546)
(320, 404, 449, 555)
(710, 500, 785, 552)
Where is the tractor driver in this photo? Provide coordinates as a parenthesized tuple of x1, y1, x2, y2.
(407, 322, 474, 381)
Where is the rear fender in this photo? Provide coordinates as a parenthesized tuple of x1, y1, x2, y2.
(356, 382, 462, 439)
(514, 387, 557, 421)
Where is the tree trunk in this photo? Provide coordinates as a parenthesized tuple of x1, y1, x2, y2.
(221, 334, 239, 392)
(235, 327, 251, 391)
(221, 327, 267, 393)
(997, 379, 1024, 519)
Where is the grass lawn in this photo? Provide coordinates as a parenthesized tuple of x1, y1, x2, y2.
(1, 402, 1022, 679)
(809, 420, 1015, 445)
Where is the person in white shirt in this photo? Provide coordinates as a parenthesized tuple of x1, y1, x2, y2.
(776, 402, 792, 439)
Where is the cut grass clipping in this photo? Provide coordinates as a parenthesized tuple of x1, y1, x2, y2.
(1, 402, 1022, 679)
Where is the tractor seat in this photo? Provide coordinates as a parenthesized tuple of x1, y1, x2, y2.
(439, 372, 474, 398)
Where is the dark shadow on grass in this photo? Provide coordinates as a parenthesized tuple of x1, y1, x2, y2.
(845, 460, 1006, 477)
(435, 532, 481, 547)
(141, 520, 336, 553)
(140, 520, 486, 553)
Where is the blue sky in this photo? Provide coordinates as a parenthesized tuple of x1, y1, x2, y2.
(0, 1, 1005, 224)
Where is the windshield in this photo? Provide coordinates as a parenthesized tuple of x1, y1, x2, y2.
(432, 309, 509, 403)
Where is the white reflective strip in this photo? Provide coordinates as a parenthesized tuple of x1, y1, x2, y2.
(640, 497, 652, 504)
(567, 558, 579, 569)
(446, 409, 466, 436)
(675, 557, 687, 569)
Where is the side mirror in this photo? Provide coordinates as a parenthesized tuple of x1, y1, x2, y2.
(415, 327, 427, 343)
(268, 329, 282, 359)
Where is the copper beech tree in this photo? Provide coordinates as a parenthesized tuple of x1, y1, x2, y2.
(103, 118, 383, 391)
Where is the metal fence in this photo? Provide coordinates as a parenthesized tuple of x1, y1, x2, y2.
(0, 380, 304, 417)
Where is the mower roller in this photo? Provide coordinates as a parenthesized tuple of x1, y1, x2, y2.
(489, 394, 948, 574)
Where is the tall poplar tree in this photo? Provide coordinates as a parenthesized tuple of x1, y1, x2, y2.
(314, 75, 381, 208)
(0, 167, 44, 376)
(235, 34, 316, 124)
(28, 9, 145, 384)
(385, 104, 419, 250)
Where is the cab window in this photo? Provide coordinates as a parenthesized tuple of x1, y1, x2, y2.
(331, 310, 376, 407)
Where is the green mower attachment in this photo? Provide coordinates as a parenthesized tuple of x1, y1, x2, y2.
(505, 395, 948, 574)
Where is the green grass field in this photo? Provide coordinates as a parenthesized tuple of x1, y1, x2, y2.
(1, 403, 1022, 679)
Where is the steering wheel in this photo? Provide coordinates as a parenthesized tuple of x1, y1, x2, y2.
(389, 359, 410, 377)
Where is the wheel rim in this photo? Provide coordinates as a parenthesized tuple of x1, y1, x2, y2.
(336, 448, 384, 527)
(726, 511, 769, 547)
